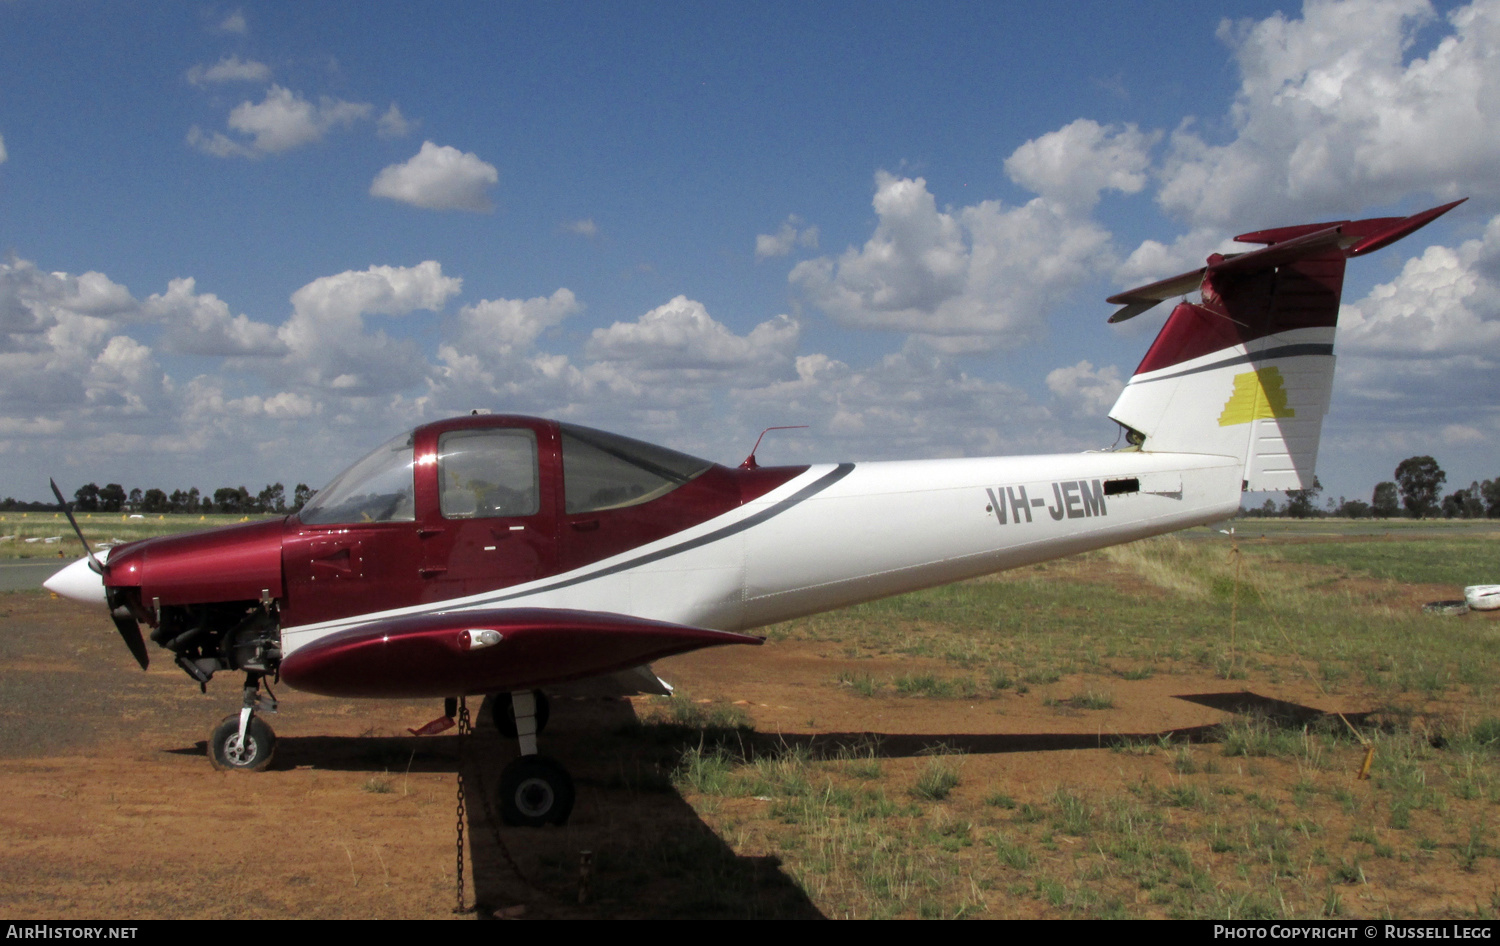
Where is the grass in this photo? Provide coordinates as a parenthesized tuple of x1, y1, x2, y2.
(0, 511, 272, 560)
(651, 523, 1500, 918)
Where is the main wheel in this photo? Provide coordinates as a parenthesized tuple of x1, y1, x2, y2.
(497, 755, 574, 827)
(488, 691, 551, 739)
(208, 714, 276, 772)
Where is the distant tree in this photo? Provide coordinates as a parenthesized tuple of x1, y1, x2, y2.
(1443, 482, 1485, 519)
(127, 487, 143, 511)
(256, 483, 286, 515)
(98, 483, 127, 513)
(214, 486, 251, 515)
(1371, 481, 1400, 518)
(1336, 497, 1372, 519)
(1394, 456, 1445, 519)
(141, 488, 169, 513)
(1482, 478, 1500, 518)
(1284, 477, 1323, 519)
(291, 483, 315, 512)
(73, 483, 100, 512)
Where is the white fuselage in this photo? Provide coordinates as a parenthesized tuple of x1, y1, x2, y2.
(280, 450, 1242, 658)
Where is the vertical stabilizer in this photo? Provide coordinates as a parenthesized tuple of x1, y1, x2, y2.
(1104, 201, 1463, 491)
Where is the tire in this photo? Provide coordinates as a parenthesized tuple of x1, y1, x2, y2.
(497, 755, 574, 827)
(488, 691, 551, 739)
(208, 714, 276, 771)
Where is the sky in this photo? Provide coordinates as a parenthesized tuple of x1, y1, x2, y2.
(1, 0, 1497, 507)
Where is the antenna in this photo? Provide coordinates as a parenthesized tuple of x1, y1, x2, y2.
(739, 426, 808, 470)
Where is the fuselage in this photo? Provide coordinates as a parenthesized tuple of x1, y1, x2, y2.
(61, 413, 1243, 692)
(279, 447, 1241, 657)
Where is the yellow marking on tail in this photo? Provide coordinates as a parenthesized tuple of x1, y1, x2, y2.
(1218, 367, 1296, 426)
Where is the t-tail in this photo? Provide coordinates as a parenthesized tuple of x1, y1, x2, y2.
(1105, 200, 1463, 491)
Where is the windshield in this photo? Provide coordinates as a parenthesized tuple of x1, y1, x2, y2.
(299, 430, 417, 524)
(560, 423, 712, 513)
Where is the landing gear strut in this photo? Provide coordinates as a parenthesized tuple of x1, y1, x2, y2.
(493, 690, 573, 827)
(207, 673, 277, 771)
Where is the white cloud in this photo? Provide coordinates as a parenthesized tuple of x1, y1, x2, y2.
(376, 103, 415, 139)
(1340, 212, 1500, 359)
(214, 10, 248, 35)
(186, 55, 270, 86)
(279, 261, 462, 394)
(0, 133, 7, 164)
(370, 141, 498, 212)
(450, 289, 582, 360)
(142, 277, 285, 356)
(731, 344, 1067, 461)
(585, 296, 799, 385)
(1046, 360, 1124, 418)
(192, 85, 373, 157)
(1157, 0, 1500, 228)
(1004, 119, 1158, 212)
(561, 218, 599, 238)
(755, 215, 819, 260)
(1331, 212, 1500, 449)
(790, 172, 1113, 349)
(0, 260, 169, 419)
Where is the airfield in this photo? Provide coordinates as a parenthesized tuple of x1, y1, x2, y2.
(1, 517, 1497, 919)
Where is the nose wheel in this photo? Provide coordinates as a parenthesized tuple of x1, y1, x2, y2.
(209, 713, 276, 771)
(207, 673, 277, 771)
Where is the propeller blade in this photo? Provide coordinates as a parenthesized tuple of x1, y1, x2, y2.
(49, 479, 145, 670)
(48, 479, 104, 575)
(111, 609, 150, 670)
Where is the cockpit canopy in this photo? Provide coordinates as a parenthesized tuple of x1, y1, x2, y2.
(297, 418, 713, 525)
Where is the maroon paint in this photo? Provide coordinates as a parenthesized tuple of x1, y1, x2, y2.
(103, 414, 806, 632)
(279, 607, 763, 697)
(103, 517, 286, 610)
(1132, 251, 1346, 376)
(1121, 201, 1465, 374)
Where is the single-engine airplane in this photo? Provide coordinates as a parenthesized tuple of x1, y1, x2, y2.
(46, 200, 1462, 826)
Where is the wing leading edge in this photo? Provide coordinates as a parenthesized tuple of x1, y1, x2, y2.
(279, 606, 763, 699)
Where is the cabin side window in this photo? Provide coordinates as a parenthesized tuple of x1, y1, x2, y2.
(560, 423, 712, 514)
(438, 428, 540, 519)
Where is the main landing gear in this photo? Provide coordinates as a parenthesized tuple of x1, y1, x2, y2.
(488, 690, 574, 827)
(207, 672, 277, 772)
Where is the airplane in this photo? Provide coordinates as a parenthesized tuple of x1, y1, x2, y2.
(44, 199, 1463, 827)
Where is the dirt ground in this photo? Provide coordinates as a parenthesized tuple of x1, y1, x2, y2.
(0, 591, 1491, 920)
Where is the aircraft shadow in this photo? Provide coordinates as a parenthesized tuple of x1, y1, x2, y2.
(176, 697, 825, 920)
(622, 689, 1370, 763)
(166, 687, 1357, 918)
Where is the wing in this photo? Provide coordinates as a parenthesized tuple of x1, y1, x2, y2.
(278, 606, 762, 698)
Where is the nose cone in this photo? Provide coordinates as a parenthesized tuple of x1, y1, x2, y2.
(44, 555, 107, 606)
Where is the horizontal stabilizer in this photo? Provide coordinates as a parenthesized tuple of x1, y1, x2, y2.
(1107, 200, 1465, 323)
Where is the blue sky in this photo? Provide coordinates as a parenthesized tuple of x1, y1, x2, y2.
(1, 0, 1496, 506)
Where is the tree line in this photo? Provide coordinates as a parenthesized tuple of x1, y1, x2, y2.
(0, 483, 317, 515)
(1244, 455, 1500, 519)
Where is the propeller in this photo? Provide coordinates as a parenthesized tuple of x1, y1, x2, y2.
(49, 479, 149, 670)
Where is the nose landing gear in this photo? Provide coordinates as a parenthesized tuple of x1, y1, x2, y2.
(207, 673, 278, 771)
